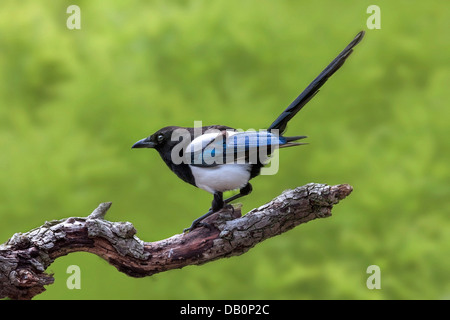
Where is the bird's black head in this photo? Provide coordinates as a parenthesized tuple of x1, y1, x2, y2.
(131, 126, 181, 151)
(132, 126, 195, 179)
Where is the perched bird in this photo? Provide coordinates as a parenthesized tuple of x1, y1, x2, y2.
(132, 31, 365, 232)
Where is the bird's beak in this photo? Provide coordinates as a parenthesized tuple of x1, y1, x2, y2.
(131, 138, 156, 149)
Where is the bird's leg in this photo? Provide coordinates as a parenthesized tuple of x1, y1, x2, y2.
(183, 184, 253, 233)
(224, 183, 253, 204)
(183, 192, 224, 233)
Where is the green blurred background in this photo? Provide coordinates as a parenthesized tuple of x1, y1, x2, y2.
(0, 0, 449, 299)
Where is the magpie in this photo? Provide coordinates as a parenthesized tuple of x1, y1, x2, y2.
(132, 31, 365, 232)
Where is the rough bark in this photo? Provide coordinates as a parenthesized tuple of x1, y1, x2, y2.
(0, 183, 352, 299)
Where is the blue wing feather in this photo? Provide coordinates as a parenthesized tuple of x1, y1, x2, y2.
(187, 131, 300, 167)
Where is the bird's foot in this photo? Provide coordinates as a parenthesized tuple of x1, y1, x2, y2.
(183, 208, 215, 233)
(224, 203, 235, 214)
(183, 204, 239, 233)
(183, 221, 212, 233)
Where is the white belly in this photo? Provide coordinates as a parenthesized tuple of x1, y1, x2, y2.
(189, 164, 251, 194)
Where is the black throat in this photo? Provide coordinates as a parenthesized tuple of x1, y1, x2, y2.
(156, 143, 196, 187)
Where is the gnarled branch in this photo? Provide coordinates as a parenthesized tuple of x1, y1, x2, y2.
(0, 183, 352, 299)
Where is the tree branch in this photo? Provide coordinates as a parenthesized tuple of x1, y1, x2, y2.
(0, 183, 352, 300)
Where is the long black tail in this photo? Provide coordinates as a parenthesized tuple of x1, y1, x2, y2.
(268, 31, 365, 134)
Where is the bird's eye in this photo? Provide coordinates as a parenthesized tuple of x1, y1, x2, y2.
(157, 134, 164, 142)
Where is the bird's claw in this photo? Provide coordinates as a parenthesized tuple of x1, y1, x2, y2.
(225, 203, 235, 214)
(183, 221, 212, 233)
